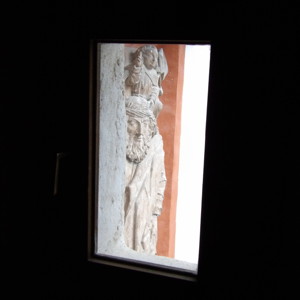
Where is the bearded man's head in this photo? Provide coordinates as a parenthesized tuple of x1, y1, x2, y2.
(125, 97, 157, 163)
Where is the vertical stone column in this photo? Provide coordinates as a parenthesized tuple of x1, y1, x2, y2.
(97, 43, 126, 253)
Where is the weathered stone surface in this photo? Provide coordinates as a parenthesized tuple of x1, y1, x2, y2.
(97, 43, 126, 253)
(124, 45, 167, 255)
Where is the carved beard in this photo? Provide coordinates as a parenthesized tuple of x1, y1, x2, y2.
(126, 135, 151, 164)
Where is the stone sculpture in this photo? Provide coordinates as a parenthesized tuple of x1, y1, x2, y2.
(124, 45, 168, 255)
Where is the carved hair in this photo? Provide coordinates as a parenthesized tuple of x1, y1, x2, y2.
(125, 97, 158, 136)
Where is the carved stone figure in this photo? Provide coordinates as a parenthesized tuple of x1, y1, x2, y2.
(124, 45, 168, 255)
(125, 45, 168, 119)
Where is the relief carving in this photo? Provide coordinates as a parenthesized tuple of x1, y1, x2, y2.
(124, 45, 168, 254)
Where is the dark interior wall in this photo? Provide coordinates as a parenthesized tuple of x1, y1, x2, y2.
(2, 3, 299, 299)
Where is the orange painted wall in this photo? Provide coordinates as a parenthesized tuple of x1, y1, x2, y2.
(156, 44, 185, 258)
(124, 43, 186, 258)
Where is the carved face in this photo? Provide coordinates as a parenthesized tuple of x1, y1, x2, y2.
(143, 50, 158, 70)
(126, 116, 155, 163)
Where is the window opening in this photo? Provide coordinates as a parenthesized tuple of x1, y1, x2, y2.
(89, 41, 211, 278)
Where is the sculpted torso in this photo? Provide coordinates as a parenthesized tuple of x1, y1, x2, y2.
(123, 45, 168, 255)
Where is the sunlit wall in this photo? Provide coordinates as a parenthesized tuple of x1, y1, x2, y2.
(175, 45, 211, 264)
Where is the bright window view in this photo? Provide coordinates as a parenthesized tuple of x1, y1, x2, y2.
(93, 42, 211, 276)
(175, 45, 210, 264)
